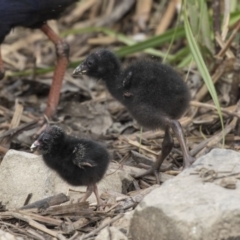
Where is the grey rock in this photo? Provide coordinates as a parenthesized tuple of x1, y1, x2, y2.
(95, 226, 128, 240)
(113, 211, 134, 236)
(130, 148, 240, 240)
(0, 150, 133, 209)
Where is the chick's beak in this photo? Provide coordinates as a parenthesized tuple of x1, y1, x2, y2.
(30, 140, 40, 151)
(72, 63, 88, 77)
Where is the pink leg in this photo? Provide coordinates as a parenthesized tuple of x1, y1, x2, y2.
(40, 24, 69, 118)
(80, 184, 102, 206)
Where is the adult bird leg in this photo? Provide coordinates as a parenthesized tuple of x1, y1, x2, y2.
(0, 46, 5, 79)
(80, 184, 102, 206)
(134, 126, 174, 184)
(41, 23, 69, 118)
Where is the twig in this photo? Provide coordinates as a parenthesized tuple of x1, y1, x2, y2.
(190, 101, 240, 118)
(0, 145, 8, 154)
(216, 20, 240, 58)
(0, 120, 38, 141)
(20, 193, 69, 210)
(195, 58, 234, 101)
(23, 193, 33, 206)
(80, 214, 124, 239)
(10, 212, 66, 239)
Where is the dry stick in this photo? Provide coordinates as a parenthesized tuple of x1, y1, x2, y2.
(80, 213, 124, 240)
(62, 218, 89, 234)
(190, 102, 240, 157)
(216, 20, 240, 58)
(136, 0, 152, 30)
(195, 103, 240, 158)
(215, 32, 234, 59)
(114, 185, 159, 213)
(221, 0, 230, 41)
(196, 120, 236, 158)
(10, 100, 23, 129)
(190, 137, 213, 157)
(26, 229, 45, 240)
(190, 101, 240, 118)
(20, 193, 69, 210)
(195, 58, 234, 101)
(0, 221, 37, 239)
(0, 145, 8, 154)
(10, 212, 66, 240)
(0, 120, 38, 141)
(155, 0, 177, 34)
(128, 139, 159, 155)
(96, 0, 135, 27)
(0, 105, 34, 123)
(23, 193, 33, 206)
(20, 212, 63, 226)
(1, 100, 23, 145)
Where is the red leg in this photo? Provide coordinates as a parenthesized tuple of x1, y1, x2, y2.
(40, 23, 69, 118)
(0, 46, 5, 79)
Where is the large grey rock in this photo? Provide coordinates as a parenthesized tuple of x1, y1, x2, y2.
(0, 150, 134, 209)
(130, 148, 240, 240)
(95, 227, 128, 240)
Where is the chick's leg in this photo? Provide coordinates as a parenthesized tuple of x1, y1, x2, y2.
(80, 185, 94, 202)
(134, 127, 173, 184)
(80, 184, 102, 206)
(40, 23, 69, 118)
(93, 184, 102, 206)
(0, 46, 5, 79)
(167, 119, 195, 168)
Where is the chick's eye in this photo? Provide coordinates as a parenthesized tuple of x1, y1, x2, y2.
(87, 59, 94, 67)
(42, 137, 49, 143)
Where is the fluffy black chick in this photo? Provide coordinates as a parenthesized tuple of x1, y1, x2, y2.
(73, 49, 194, 183)
(31, 125, 110, 205)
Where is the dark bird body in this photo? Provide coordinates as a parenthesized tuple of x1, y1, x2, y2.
(117, 61, 190, 129)
(73, 49, 194, 183)
(0, 0, 76, 42)
(0, 0, 78, 117)
(31, 125, 110, 204)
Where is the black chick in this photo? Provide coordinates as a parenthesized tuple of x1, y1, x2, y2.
(73, 49, 194, 183)
(30, 125, 110, 205)
(0, 0, 78, 117)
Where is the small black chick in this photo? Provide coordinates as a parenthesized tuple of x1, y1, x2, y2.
(73, 49, 194, 183)
(31, 125, 110, 205)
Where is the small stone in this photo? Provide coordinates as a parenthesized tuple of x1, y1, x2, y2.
(220, 177, 237, 189)
(0, 150, 134, 209)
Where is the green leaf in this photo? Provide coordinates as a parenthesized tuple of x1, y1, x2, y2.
(183, 0, 225, 144)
